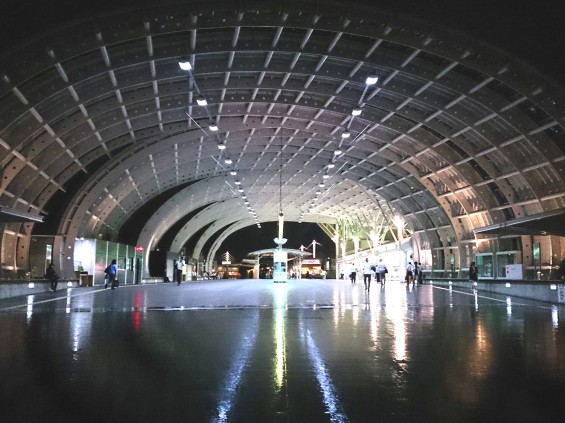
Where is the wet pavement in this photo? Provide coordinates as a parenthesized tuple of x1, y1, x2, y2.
(1, 279, 565, 422)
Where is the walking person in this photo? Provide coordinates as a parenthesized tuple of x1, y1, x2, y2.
(469, 261, 478, 288)
(413, 261, 419, 285)
(362, 258, 373, 291)
(46, 262, 59, 291)
(406, 261, 414, 284)
(107, 259, 118, 289)
(377, 259, 387, 284)
(176, 257, 185, 286)
(349, 263, 357, 284)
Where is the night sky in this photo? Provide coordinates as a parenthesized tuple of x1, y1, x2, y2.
(209, 221, 334, 263)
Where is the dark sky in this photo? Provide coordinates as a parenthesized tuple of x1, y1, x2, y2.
(211, 221, 334, 263)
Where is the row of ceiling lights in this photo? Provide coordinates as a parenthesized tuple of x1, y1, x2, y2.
(304, 74, 379, 221)
(180, 59, 379, 227)
(179, 59, 261, 228)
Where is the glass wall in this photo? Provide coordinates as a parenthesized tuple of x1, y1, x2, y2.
(496, 251, 517, 278)
(74, 239, 143, 285)
(476, 253, 493, 278)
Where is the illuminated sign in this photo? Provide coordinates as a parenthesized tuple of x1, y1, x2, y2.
(302, 259, 320, 265)
(134, 246, 144, 252)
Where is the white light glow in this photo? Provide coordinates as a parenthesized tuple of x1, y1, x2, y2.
(394, 215, 404, 228)
(365, 75, 378, 85)
(178, 61, 192, 70)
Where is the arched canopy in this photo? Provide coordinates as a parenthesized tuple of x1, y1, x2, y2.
(1, 0, 564, 278)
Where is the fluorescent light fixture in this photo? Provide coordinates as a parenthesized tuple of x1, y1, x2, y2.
(319, 183, 325, 188)
(238, 188, 244, 192)
(323, 174, 330, 179)
(334, 149, 342, 155)
(341, 132, 350, 139)
(178, 61, 192, 71)
(209, 123, 219, 131)
(224, 158, 233, 164)
(217, 143, 226, 150)
(365, 75, 378, 85)
(327, 163, 335, 168)
(230, 171, 237, 176)
(196, 97, 207, 106)
(234, 180, 241, 185)
(352, 108, 362, 116)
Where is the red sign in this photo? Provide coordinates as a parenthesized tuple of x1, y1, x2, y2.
(135, 246, 144, 252)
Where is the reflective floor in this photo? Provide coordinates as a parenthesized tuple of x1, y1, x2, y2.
(1, 279, 565, 422)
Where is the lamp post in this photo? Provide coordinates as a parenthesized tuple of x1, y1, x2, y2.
(394, 215, 405, 281)
(273, 211, 287, 283)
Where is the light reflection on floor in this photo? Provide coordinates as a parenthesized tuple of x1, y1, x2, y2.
(1, 279, 565, 422)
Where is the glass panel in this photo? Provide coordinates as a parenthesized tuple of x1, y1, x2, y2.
(496, 252, 517, 278)
(476, 254, 493, 278)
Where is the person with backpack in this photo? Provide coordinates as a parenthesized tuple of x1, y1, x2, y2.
(376, 259, 387, 284)
(105, 259, 118, 289)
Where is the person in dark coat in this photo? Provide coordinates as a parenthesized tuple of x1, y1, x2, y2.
(46, 262, 58, 291)
(469, 261, 478, 288)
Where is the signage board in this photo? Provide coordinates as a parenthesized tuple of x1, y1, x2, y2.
(505, 264, 523, 279)
(558, 285, 565, 303)
(273, 250, 288, 282)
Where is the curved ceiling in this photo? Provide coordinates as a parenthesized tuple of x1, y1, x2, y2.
(1, 0, 564, 276)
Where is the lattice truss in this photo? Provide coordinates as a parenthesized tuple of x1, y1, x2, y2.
(0, 0, 564, 271)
